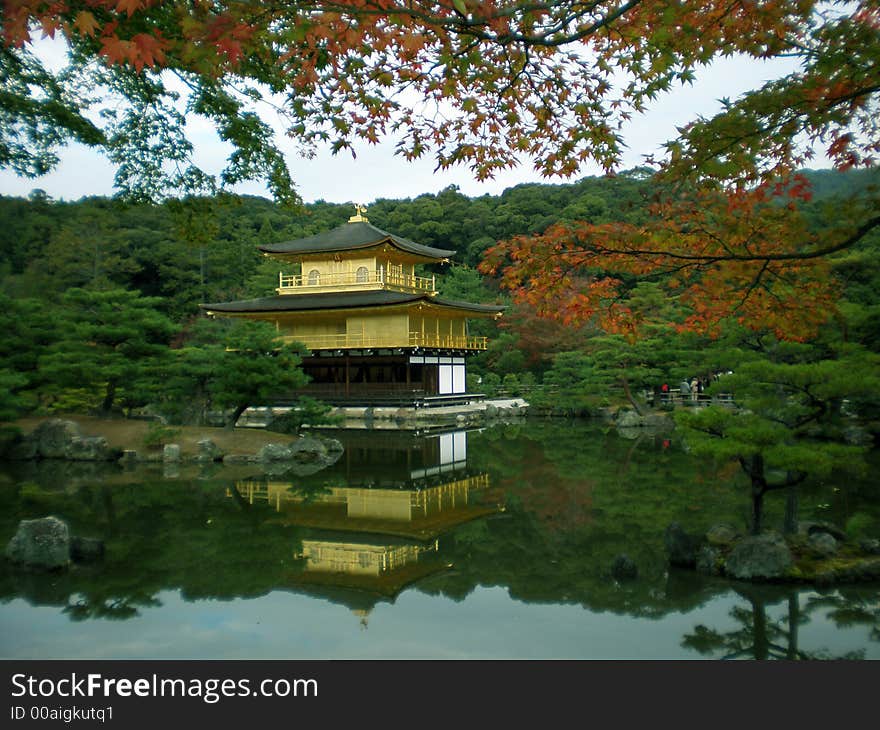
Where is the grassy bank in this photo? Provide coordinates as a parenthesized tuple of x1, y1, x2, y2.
(12, 415, 292, 457)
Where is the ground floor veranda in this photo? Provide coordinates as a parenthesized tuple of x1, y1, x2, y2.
(285, 350, 479, 406)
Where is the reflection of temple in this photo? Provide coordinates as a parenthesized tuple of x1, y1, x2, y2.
(296, 537, 439, 576)
(228, 429, 501, 614)
(232, 429, 497, 541)
(234, 474, 492, 540)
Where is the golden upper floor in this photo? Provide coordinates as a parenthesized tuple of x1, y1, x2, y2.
(259, 217, 454, 297)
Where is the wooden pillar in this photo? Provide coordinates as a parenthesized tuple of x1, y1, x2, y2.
(345, 354, 350, 396)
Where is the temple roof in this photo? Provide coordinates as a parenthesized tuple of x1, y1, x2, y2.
(258, 221, 455, 260)
(201, 290, 504, 315)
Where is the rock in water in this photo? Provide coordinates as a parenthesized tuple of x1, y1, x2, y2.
(32, 419, 81, 459)
(289, 436, 328, 463)
(665, 522, 701, 568)
(725, 533, 793, 580)
(67, 436, 113, 461)
(706, 523, 740, 548)
(610, 554, 638, 580)
(695, 546, 723, 576)
(196, 438, 224, 462)
(257, 443, 294, 461)
(5, 516, 71, 570)
(163, 443, 181, 462)
(616, 411, 644, 428)
(808, 532, 838, 558)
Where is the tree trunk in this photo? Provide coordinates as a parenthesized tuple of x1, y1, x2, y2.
(741, 454, 768, 535)
(228, 403, 248, 428)
(751, 487, 765, 535)
(620, 375, 643, 415)
(787, 593, 800, 660)
(752, 599, 769, 660)
(101, 381, 117, 413)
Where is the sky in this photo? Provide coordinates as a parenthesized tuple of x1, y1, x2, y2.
(0, 38, 811, 205)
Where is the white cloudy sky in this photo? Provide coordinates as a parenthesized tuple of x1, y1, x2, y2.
(0, 38, 811, 204)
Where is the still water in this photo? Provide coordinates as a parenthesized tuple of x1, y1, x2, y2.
(1, 422, 878, 659)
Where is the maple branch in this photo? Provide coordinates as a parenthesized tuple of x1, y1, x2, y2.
(315, 0, 647, 48)
(579, 214, 880, 265)
(730, 258, 771, 315)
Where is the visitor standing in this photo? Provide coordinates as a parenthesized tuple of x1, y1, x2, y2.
(680, 379, 690, 402)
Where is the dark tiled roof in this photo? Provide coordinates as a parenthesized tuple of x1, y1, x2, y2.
(201, 291, 504, 315)
(258, 221, 455, 259)
(432, 296, 506, 314)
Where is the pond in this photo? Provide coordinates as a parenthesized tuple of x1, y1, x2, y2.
(1, 421, 878, 659)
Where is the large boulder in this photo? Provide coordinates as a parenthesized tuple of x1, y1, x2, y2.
(665, 522, 702, 568)
(196, 438, 224, 462)
(5, 516, 71, 570)
(725, 533, 793, 580)
(696, 546, 723, 576)
(32, 419, 81, 459)
(616, 410, 644, 428)
(610, 554, 638, 581)
(706, 523, 740, 548)
(258, 443, 294, 461)
(808, 532, 838, 558)
(16, 420, 118, 461)
(859, 539, 880, 556)
(67, 436, 114, 461)
(798, 521, 847, 542)
(287, 438, 325, 463)
(322, 437, 344, 457)
(163, 443, 182, 462)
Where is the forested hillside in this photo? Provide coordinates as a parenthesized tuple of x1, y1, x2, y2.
(0, 167, 878, 429)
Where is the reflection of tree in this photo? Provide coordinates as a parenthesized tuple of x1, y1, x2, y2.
(0, 475, 305, 621)
(804, 590, 880, 644)
(63, 595, 161, 621)
(683, 587, 869, 660)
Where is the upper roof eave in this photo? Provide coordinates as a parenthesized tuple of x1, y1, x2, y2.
(257, 221, 455, 260)
(200, 290, 505, 316)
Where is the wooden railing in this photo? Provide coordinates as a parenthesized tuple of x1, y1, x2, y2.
(277, 270, 435, 294)
(278, 332, 488, 351)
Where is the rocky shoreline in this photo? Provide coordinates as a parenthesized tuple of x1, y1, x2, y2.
(665, 521, 880, 587)
(2, 417, 345, 475)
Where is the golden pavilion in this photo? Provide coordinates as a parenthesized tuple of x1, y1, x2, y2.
(202, 206, 503, 405)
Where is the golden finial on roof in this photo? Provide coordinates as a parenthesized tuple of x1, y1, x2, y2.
(348, 203, 368, 223)
(352, 608, 370, 629)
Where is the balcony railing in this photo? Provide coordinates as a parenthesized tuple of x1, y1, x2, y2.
(278, 332, 488, 351)
(277, 270, 436, 294)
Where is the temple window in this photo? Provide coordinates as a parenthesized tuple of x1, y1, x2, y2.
(307, 269, 320, 285)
